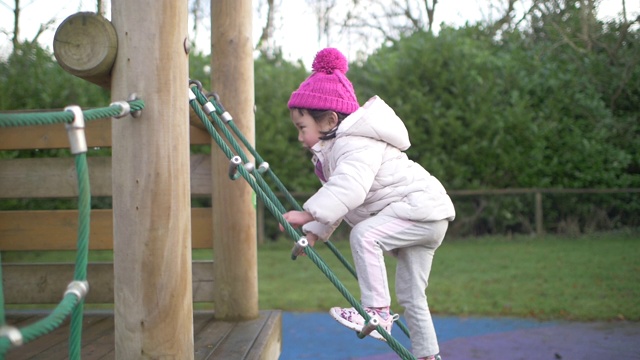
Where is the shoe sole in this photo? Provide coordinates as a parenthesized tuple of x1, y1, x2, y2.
(329, 307, 387, 342)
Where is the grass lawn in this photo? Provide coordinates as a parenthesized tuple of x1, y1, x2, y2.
(255, 230, 640, 321)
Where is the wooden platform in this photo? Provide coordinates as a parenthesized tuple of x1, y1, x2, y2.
(3, 310, 282, 360)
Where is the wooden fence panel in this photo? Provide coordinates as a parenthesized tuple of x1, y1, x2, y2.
(0, 154, 212, 198)
(0, 208, 213, 251)
(1, 261, 214, 304)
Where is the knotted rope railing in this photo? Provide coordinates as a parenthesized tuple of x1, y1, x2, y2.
(188, 81, 415, 360)
(0, 99, 144, 360)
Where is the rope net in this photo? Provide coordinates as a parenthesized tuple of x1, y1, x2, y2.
(0, 99, 144, 360)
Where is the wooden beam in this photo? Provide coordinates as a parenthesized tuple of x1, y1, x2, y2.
(211, 0, 258, 321)
(0, 208, 213, 251)
(53, 12, 118, 89)
(0, 154, 212, 198)
(111, 0, 194, 356)
(1, 261, 214, 304)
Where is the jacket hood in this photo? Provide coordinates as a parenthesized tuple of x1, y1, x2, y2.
(336, 96, 410, 150)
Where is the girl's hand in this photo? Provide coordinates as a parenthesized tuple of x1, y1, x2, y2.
(279, 210, 314, 231)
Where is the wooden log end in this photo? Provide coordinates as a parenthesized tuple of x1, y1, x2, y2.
(53, 12, 117, 89)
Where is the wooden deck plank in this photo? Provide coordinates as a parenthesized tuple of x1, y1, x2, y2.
(4, 315, 110, 360)
(3, 311, 281, 360)
(244, 311, 283, 360)
(78, 318, 116, 360)
(194, 316, 235, 360)
(14, 315, 113, 360)
(209, 311, 282, 360)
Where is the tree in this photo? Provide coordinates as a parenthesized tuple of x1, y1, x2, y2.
(298, 0, 439, 54)
(1, 0, 56, 52)
(256, 0, 278, 57)
(0, 40, 109, 110)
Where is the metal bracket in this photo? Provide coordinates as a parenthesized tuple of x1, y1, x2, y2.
(127, 93, 142, 118)
(228, 156, 242, 180)
(357, 316, 380, 339)
(0, 326, 23, 347)
(64, 280, 90, 300)
(64, 105, 87, 154)
(291, 237, 309, 260)
(109, 100, 131, 118)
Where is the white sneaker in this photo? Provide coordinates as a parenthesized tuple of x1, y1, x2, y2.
(329, 306, 398, 342)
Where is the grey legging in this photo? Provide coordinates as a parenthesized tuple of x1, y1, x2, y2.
(349, 215, 449, 357)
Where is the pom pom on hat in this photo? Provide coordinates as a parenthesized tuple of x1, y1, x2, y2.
(288, 48, 359, 114)
(312, 48, 349, 75)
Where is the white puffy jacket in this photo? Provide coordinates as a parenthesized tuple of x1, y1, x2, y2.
(302, 96, 456, 240)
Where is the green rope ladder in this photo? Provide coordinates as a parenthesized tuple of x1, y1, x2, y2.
(0, 99, 144, 360)
(188, 80, 416, 360)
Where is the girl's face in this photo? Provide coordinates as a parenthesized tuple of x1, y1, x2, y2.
(290, 109, 336, 149)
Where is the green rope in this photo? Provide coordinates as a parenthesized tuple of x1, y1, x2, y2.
(69, 153, 91, 360)
(191, 88, 290, 218)
(204, 92, 301, 213)
(189, 85, 415, 360)
(189, 90, 303, 244)
(0, 153, 89, 357)
(0, 253, 4, 327)
(0, 100, 145, 128)
(0, 294, 81, 354)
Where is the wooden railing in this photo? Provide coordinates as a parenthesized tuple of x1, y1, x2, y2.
(0, 110, 215, 305)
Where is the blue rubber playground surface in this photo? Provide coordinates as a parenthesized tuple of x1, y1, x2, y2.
(280, 312, 640, 359)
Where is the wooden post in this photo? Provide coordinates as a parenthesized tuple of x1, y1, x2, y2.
(111, 1, 194, 358)
(211, 0, 259, 320)
(535, 191, 544, 236)
(257, 199, 265, 245)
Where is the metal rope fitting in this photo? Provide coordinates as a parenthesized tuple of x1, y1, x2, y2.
(127, 93, 142, 118)
(208, 93, 233, 122)
(109, 100, 131, 118)
(189, 79, 203, 93)
(64, 105, 87, 154)
(358, 316, 380, 339)
(0, 326, 23, 347)
(291, 237, 309, 260)
(243, 162, 255, 173)
(221, 111, 232, 123)
(257, 162, 270, 174)
(203, 102, 215, 114)
(211, 93, 225, 111)
(188, 87, 197, 101)
(228, 156, 242, 180)
(64, 280, 90, 300)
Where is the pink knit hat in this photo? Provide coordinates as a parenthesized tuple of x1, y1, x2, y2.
(288, 48, 359, 114)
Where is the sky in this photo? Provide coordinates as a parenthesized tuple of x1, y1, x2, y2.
(0, 0, 638, 67)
